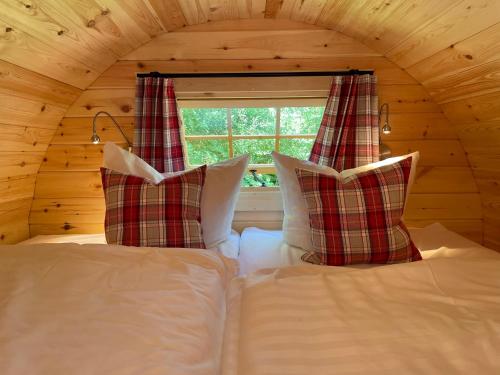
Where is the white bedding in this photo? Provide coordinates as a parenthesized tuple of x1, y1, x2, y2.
(21, 230, 241, 259)
(238, 223, 486, 275)
(223, 245, 500, 374)
(0, 243, 237, 375)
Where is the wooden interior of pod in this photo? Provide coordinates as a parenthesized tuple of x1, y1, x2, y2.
(1, 1, 499, 250)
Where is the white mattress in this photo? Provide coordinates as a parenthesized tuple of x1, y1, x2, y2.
(238, 223, 490, 275)
(21, 230, 241, 259)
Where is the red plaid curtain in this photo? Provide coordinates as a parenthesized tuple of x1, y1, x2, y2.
(309, 74, 379, 171)
(133, 77, 185, 173)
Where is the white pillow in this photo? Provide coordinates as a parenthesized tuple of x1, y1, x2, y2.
(103, 143, 249, 248)
(272, 151, 420, 251)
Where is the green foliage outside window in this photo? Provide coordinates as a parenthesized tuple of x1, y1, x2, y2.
(181, 106, 324, 187)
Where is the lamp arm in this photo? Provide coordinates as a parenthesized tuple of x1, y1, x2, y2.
(92, 111, 133, 149)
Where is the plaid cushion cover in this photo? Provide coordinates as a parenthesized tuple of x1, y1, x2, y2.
(101, 165, 206, 248)
(296, 156, 421, 266)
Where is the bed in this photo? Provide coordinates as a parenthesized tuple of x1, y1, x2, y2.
(1, 224, 499, 374)
(224, 223, 500, 374)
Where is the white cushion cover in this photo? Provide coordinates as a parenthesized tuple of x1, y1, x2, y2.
(272, 151, 420, 251)
(103, 142, 248, 248)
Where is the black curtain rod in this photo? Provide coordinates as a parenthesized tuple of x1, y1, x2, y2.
(136, 70, 374, 78)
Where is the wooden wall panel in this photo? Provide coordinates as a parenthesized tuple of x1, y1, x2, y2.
(0, 61, 82, 244)
(29, 24, 481, 244)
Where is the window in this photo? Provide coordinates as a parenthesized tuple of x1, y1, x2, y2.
(180, 100, 324, 187)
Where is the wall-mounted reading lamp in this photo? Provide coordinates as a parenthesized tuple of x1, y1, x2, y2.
(90, 111, 133, 151)
(379, 103, 392, 160)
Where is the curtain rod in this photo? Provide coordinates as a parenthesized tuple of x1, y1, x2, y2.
(136, 70, 374, 78)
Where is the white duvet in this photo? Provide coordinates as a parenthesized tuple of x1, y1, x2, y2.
(0, 243, 237, 375)
(223, 246, 500, 375)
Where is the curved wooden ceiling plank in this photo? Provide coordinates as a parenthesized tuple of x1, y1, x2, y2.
(386, 0, 500, 68)
(0, 21, 98, 88)
(0, 0, 118, 70)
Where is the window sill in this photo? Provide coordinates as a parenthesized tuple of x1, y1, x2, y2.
(241, 186, 280, 192)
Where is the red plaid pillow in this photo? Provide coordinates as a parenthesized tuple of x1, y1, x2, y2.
(100, 165, 206, 248)
(295, 157, 421, 266)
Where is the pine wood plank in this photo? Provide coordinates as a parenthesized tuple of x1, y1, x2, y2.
(0, 175, 36, 204)
(404, 193, 482, 220)
(441, 92, 500, 126)
(52, 117, 135, 145)
(0, 93, 68, 128)
(181, 18, 319, 31)
(387, 0, 500, 68)
(92, 57, 414, 88)
(145, 0, 187, 30)
(0, 124, 54, 152)
(0, 60, 82, 106)
(0, 198, 31, 244)
(30, 198, 105, 224)
(34, 171, 104, 199)
(40, 144, 127, 171)
(65, 84, 439, 117)
(0, 152, 45, 178)
(386, 140, 469, 167)
(122, 29, 380, 60)
(406, 22, 500, 84)
(0, 1, 118, 70)
(383, 113, 457, 141)
(0, 20, 98, 89)
(30, 223, 105, 236)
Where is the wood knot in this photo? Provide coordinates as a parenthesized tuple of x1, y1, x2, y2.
(87, 19, 96, 28)
(43, 157, 47, 162)
(20, 161, 26, 167)
(121, 105, 131, 113)
(85, 104, 92, 110)
(137, 62, 145, 68)
(40, 104, 46, 112)
(43, 208, 48, 213)
(57, 30, 64, 36)
(101, 9, 109, 15)
(323, 44, 328, 47)
(222, 46, 228, 50)
(5, 27, 13, 32)
(170, 57, 176, 61)
(274, 55, 282, 59)
(62, 223, 73, 231)
(56, 203, 61, 208)
(464, 54, 473, 60)
(0, 234, 4, 241)
(247, 65, 253, 69)
(32, 141, 37, 146)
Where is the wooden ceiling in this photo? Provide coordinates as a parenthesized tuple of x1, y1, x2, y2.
(1, 0, 498, 92)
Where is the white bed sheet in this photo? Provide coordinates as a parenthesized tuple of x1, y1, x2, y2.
(238, 223, 489, 275)
(0, 243, 237, 375)
(21, 230, 241, 259)
(223, 238, 500, 375)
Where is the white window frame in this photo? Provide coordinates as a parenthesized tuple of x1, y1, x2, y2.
(178, 98, 325, 183)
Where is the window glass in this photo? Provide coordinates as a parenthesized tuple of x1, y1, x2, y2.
(186, 139, 229, 165)
(279, 138, 315, 160)
(233, 139, 275, 164)
(182, 108, 227, 135)
(231, 108, 276, 135)
(280, 107, 323, 135)
(180, 103, 324, 187)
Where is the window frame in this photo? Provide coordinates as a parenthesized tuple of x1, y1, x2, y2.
(178, 98, 325, 179)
